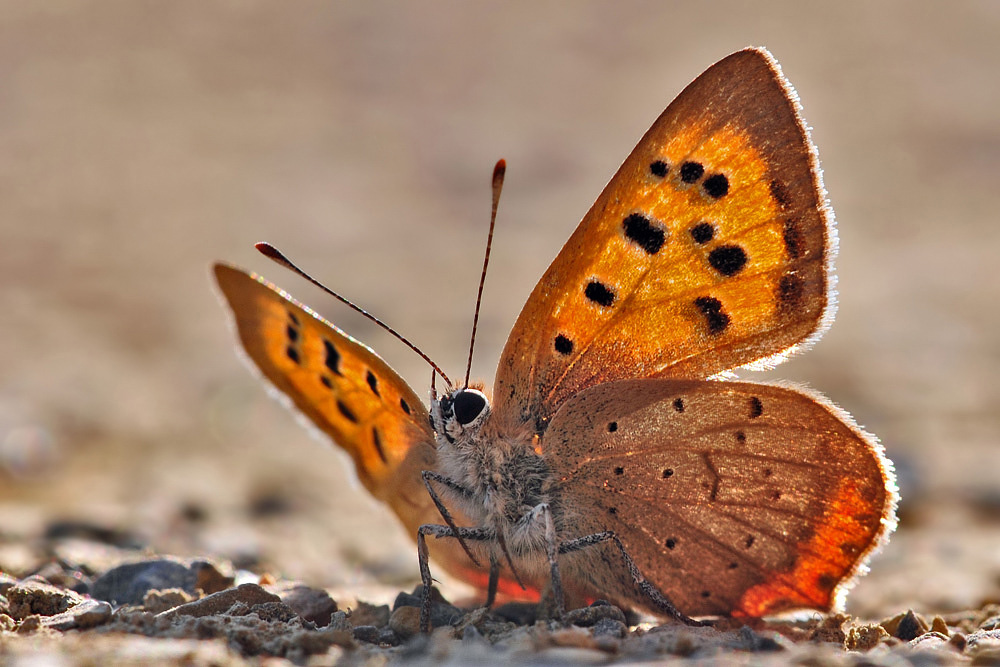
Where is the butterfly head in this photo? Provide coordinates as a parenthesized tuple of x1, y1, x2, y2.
(430, 386, 490, 449)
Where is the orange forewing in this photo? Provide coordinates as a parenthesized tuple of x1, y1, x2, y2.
(494, 49, 830, 432)
(214, 264, 433, 501)
(214, 264, 527, 596)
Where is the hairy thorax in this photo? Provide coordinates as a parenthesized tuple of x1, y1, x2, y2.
(431, 392, 558, 558)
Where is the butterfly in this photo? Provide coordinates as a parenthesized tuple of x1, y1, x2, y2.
(214, 47, 896, 629)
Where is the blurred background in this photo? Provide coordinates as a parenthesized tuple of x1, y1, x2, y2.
(2, 1, 999, 618)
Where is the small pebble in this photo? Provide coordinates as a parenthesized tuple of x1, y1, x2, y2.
(92, 559, 197, 605)
(0, 613, 16, 632)
(980, 615, 1000, 631)
(16, 615, 41, 634)
(881, 608, 929, 640)
(142, 588, 194, 614)
(352, 625, 379, 644)
(6, 578, 83, 618)
(156, 583, 280, 620)
(592, 616, 628, 639)
(190, 561, 233, 595)
(348, 601, 390, 628)
(909, 631, 951, 651)
(389, 605, 422, 640)
(895, 609, 929, 640)
(41, 598, 112, 631)
(249, 600, 299, 623)
(377, 627, 402, 646)
(392, 586, 463, 629)
(966, 628, 1000, 654)
(564, 602, 627, 627)
(268, 583, 337, 626)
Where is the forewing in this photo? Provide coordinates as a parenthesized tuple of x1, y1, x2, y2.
(543, 379, 896, 617)
(494, 48, 832, 431)
(213, 263, 435, 510)
(215, 264, 532, 601)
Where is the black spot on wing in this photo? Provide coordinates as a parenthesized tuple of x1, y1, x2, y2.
(749, 397, 763, 419)
(680, 161, 704, 183)
(622, 213, 665, 254)
(770, 179, 792, 208)
(702, 173, 729, 199)
(366, 370, 380, 396)
(337, 400, 358, 424)
(649, 160, 669, 178)
(323, 339, 342, 376)
(690, 222, 714, 244)
(693, 296, 730, 335)
(778, 273, 805, 310)
(554, 334, 573, 355)
(584, 280, 616, 307)
(783, 218, 804, 259)
(286, 346, 300, 365)
(708, 245, 748, 277)
(371, 426, 387, 464)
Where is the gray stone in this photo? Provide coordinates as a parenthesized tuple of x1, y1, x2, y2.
(92, 559, 197, 605)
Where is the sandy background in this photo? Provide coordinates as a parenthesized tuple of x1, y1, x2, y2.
(2, 1, 999, 621)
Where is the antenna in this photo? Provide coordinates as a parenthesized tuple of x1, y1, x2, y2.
(464, 159, 506, 388)
(255, 242, 453, 387)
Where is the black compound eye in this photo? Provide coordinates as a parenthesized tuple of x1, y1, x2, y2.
(453, 390, 487, 425)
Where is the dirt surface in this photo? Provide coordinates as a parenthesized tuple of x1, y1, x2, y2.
(2, 2, 1000, 664)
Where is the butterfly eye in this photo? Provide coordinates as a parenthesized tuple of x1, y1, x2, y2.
(452, 389, 487, 425)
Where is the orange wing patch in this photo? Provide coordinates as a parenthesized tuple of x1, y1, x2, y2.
(736, 477, 890, 616)
(214, 264, 433, 504)
(494, 49, 831, 433)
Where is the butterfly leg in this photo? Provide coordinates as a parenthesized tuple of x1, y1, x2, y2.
(538, 502, 568, 621)
(485, 554, 500, 609)
(421, 470, 482, 567)
(557, 531, 705, 627)
(417, 523, 494, 633)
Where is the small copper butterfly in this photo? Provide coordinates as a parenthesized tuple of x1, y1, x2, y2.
(214, 47, 897, 629)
